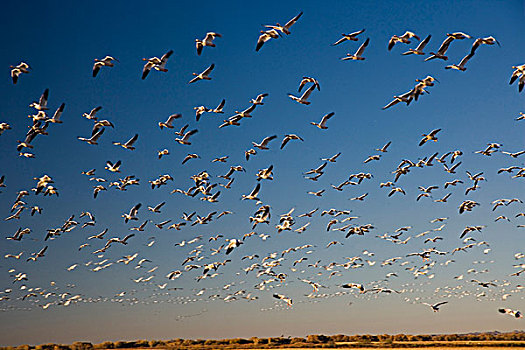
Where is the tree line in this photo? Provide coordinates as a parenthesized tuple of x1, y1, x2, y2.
(3, 332, 525, 350)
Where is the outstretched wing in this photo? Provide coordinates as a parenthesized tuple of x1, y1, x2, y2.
(284, 11, 303, 30)
(320, 112, 335, 126)
(126, 134, 139, 146)
(161, 50, 174, 64)
(356, 38, 370, 56)
(142, 62, 154, 80)
(415, 34, 432, 51)
(203, 63, 215, 75)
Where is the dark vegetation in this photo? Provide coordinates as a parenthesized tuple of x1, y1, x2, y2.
(4, 332, 525, 350)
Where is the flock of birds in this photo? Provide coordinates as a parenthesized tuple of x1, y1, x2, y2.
(2, 10, 525, 330)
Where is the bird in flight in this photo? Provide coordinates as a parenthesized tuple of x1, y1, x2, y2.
(311, 112, 334, 129)
(341, 38, 370, 60)
(419, 128, 441, 146)
(10, 62, 31, 84)
(288, 83, 317, 105)
(402, 34, 431, 55)
(196, 32, 222, 55)
(388, 31, 420, 51)
(331, 29, 366, 46)
(189, 63, 215, 84)
(264, 11, 303, 35)
(142, 49, 173, 80)
(422, 301, 448, 312)
(93, 56, 118, 77)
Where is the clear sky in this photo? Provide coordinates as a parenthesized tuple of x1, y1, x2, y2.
(0, 0, 524, 346)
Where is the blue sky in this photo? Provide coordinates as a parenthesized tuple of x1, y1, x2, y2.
(0, 0, 524, 345)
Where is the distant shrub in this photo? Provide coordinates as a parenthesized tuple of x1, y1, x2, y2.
(94, 342, 114, 349)
(53, 345, 69, 350)
(35, 344, 54, 350)
(290, 337, 306, 344)
(71, 342, 92, 350)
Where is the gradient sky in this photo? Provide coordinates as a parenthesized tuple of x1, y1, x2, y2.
(1, 0, 525, 346)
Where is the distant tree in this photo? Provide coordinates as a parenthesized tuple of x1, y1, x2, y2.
(306, 334, 330, 343)
(167, 338, 184, 346)
(132, 340, 148, 348)
(94, 341, 113, 349)
(71, 342, 92, 350)
(420, 334, 432, 341)
(255, 338, 268, 345)
(268, 337, 284, 345)
(359, 335, 372, 343)
(53, 345, 69, 350)
(393, 334, 407, 341)
(306, 335, 317, 343)
(148, 340, 163, 348)
(35, 344, 54, 350)
(330, 334, 348, 342)
(378, 334, 391, 342)
(228, 338, 249, 345)
(291, 337, 306, 344)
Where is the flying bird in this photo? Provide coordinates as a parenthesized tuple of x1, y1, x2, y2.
(422, 301, 448, 312)
(78, 128, 105, 145)
(252, 135, 277, 150)
(419, 129, 441, 146)
(281, 134, 304, 149)
(113, 134, 138, 150)
(272, 293, 293, 306)
(189, 63, 215, 84)
(142, 49, 173, 80)
(311, 112, 334, 129)
(10, 62, 31, 84)
(425, 36, 455, 61)
(341, 38, 370, 60)
(196, 32, 222, 55)
(288, 84, 317, 105)
(122, 203, 142, 223)
(264, 11, 303, 35)
(242, 183, 261, 201)
(93, 56, 118, 77)
(402, 34, 432, 55)
(499, 308, 523, 318)
(388, 31, 420, 50)
(175, 129, 198, 145)
(159, 114, 181, 129)
(29, 89, 49, 111)
(470, 36, 500, 55)
(445, 52, 474, 71)
(255, 29, 281, 52)
(331, 29, 365, 46)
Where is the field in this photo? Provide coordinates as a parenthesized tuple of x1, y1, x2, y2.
(225, 345, 525, 350)
(112, 341, 525, 349)
(5, 339, 525, 350)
